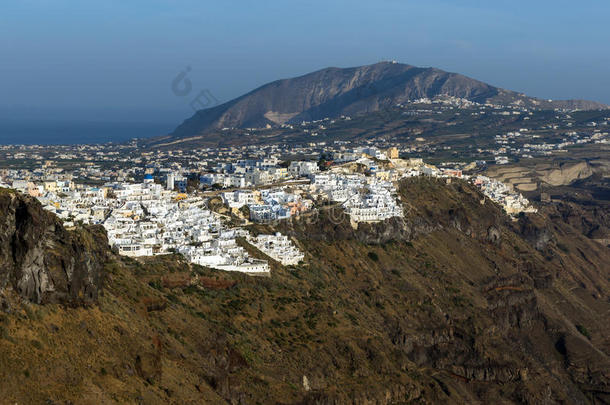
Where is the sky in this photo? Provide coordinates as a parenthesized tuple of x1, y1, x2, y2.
(1, 0, 609, 126)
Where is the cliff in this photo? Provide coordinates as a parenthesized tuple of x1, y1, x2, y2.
(0, 189, 107, 305)
(0, 179, 608, 404)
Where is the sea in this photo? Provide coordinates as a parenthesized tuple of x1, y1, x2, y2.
(0, 120, 177, 145)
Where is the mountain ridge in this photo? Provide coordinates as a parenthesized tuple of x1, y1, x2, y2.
(170, 62, 608, 139)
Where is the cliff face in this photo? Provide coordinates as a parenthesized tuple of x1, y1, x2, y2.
(0, 180, 608, 404)
(0, 189, 107, 305)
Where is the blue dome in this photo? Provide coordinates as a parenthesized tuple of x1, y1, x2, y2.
(144, 174, 154, 180)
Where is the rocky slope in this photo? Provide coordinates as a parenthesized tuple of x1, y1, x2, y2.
(0, 179, 608, 404)
(0, 189, 107, 306)
(169, 62, 608, 139)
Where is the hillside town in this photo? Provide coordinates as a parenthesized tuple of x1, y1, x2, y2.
(0, 144, 539, 275)
(1, 103, 607, 186)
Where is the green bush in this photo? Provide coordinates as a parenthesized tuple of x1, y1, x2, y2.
(576, 324, 591, 340)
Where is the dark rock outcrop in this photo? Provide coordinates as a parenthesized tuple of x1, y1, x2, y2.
(0, 190, 107, 305)
(515, 214, 553, 251)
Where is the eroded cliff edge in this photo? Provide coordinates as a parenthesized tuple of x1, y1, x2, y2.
(0, 189, 107, 305)
(0, 179, 608, 404)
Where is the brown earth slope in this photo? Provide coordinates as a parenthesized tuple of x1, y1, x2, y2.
(0, 178, 608, 404)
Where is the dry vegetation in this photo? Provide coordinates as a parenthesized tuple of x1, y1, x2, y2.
(0, 178, 608, 404)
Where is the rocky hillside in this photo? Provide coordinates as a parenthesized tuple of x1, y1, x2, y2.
(0, 189, 107, 306)
(0, 179, 608, 404)
(169, 62, 608, 139)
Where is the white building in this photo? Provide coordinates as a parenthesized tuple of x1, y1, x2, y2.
(166, 173, 175, 190)
(247, 232, 304, 266)
(289, 161, 319, 177)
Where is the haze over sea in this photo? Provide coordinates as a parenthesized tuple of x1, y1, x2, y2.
(0, 120, 176, 145)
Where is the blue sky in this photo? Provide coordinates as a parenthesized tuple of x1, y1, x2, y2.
(1, 0, 609, 124)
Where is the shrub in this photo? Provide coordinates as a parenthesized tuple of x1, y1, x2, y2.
(576, 324, 591, 340)
(166, 293, 179, 304)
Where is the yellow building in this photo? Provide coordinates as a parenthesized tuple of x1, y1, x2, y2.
(375, 170, 391, 181)
(387, 147, 399, 159)
(43, 181, 58, 193)
(273, 167, 288, 179)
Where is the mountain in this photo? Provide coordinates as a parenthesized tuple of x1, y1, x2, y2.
(1, 179, 609, 403)
(170, 62, 608, 139)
